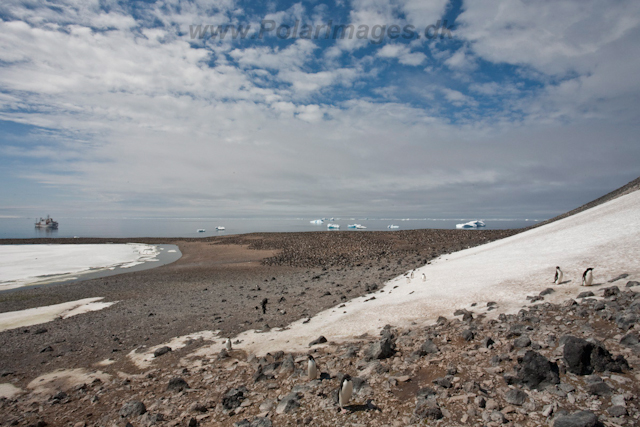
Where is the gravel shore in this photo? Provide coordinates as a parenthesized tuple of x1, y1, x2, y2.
(0, 229, 516, 382)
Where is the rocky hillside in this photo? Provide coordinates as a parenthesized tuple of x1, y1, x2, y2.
(2, 280, 638, 427)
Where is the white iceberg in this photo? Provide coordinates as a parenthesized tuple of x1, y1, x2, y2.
(327, 223, 340, 229)
(456, 220, 486, 229)
(215, 226, 225, 231)
(387, 225, 400, 229)
(310, 219, 324, 224)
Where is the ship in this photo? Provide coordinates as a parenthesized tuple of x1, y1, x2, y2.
(35, 215, 58, 229)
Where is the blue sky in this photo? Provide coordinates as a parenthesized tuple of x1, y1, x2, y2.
(0, 0, 639, 219)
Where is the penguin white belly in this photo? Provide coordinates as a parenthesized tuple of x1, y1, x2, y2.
(555, 271, 563, 284)
(584, 271, 593, 286)
(339, 381, 353, 407)
(308, 361, 317, 380)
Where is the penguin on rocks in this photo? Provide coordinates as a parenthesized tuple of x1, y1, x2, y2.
(307, 355, 317, 380)
(554, 266, 563, 285)
(338, 374, 353, 413)
(225, 338, 232, 351)
(582, 268, 594, 286)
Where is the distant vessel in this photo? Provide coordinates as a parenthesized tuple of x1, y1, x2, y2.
(215, 226, 226, 231)
(387, 225, 399, 229)
(456, 220, 486, 229)
(35, 215, 58, 229)
(348, 224, 366, 229)
(197, 229, 206, 233)
(327, 223, 340, 229)
(310, 219, 323, 224)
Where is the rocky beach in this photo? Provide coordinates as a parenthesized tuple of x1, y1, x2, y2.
(0, 180, 639, 427)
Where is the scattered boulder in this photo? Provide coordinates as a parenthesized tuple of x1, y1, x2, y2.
(309, 336, 327, 346)
(153, 346, 171, 358)
(504, 350, 559, 390)
(514, 335, 532, 348)
(553, 410, 603, 427)
(563, 336, 628, 375)
(419, 339, 439, 355)
(505, 389, 528, 406)
(366, 335, 396, 360)
(461, 329, 474, 341)
(608, 406, 627, 417)
(625, 281, 639, 288)
(603, 286, 620, 298)
(276, 392, 301, 414)
(577, 291, 594, 299)
(119, 401, 146, 418)
(222, 387, 248, 410)
(167, 377, 189, 392)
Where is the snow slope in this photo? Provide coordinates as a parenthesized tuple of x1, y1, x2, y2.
(228, 188, 640, 356)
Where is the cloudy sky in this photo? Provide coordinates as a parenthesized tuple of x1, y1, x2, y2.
(0, 0, 638, 219)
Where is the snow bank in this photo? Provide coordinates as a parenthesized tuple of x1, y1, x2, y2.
(231, 189, 640, 356)
(0, 243, 159, 290)
(0, 297, 117, 332)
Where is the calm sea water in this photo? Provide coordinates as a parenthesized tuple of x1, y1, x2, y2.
(0, 217, 540, 239)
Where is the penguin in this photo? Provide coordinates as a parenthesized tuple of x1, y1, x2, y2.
(410, 271, 414, 279)
(421, 273, 426, 282)
(307, 355, 317, 380)
(225, 338, 232, 351)
(554, 266, 563, 285)
(582, 268, 594, 286)
(338, 374, 353, 412)
(261, 298, 268, 314)
(406, 276, 411, 284)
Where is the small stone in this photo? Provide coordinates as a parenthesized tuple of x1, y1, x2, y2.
(553, 410, 602, 427)
(308, 336, 327, 346)
(514, 335, 532, 348)
(505, 389, 528, 406)
(153, 346, 171, 357)
(608, 405, 627, 417)
(461, 330, 474, 341)
(167, 377, 189, 392)
(275, 392, 301, 414)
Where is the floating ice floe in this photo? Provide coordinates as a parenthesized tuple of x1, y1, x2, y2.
(456, 220, 486, 229)
(387, 225, 400, 229)
(215, 226, 225, 231)
(197, 229, 206, 232)
(310, 219, 323, 224)
(327, 223, 340, 229)
(348, 224, 366, 229)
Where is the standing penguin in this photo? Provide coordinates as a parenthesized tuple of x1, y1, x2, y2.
(582, 268, 594, 286)
(225, 338, 232, 351)
(554, 266, 563, 285)
(406, 276, 411, 284)
(338, 374, 353, 413)
(307, 355, 317, 380)
(421, 273, 426, 282)
(410, 271, 414, 279)
(261, 298, 268, 314)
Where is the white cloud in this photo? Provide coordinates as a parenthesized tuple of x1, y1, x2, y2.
(377, 44, 426, 65)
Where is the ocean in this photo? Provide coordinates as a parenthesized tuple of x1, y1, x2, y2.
(0, 217, 540, 239)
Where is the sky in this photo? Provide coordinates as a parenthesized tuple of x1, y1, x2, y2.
(0, 0, 639, 219)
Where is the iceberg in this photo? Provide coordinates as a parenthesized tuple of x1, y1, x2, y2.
(387, 225, 399, 229)
(197, 229, 206, 232)
(455, 220, 486, 229)
(310, 219, 324, 224)
(215, 226, 225, 231)
(327, 223, 340, 229)
(348, 224, 366, 229)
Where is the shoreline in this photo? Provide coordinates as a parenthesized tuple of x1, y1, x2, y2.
(0, 229, 516, 382)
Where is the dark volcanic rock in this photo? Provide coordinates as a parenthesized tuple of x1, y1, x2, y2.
(514, 335, 532, 348)
(419, 339, 439, 355)
(167, 377, 189, 392)
(309, 336, 327, 346)
(603, 286, 620, 297)
(625, 281, 640, 287)
(222, 386, 248, 410)
(553, 410, 603, 427)
(153, 346, 171, 357)
(505, 350, 559, 390)
(505, 388, 528, 406)
(120, 401, 147, 418)
(367, 335, 396, 360)
(461, 329, 474, 341)
(577, 291, 595, 299)
(562, 336, 628, 375)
